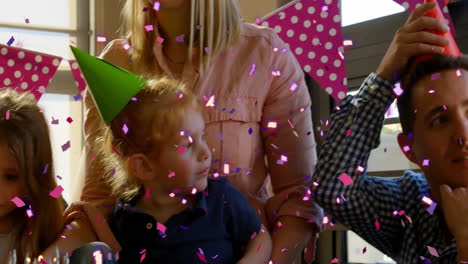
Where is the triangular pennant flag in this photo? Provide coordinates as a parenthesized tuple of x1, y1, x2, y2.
(0, 44, 62, 100)
(68, 59, 87, 93)
(258, 0, 347, 102)
(393, 0, 456, 35)
(69, 46, 147, 124)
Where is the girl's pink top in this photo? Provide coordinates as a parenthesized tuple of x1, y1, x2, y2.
(65, 22, 323, 253)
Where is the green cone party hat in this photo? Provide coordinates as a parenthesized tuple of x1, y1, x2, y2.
(70, 46, 147, 124)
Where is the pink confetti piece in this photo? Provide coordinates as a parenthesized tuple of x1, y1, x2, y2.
(249, 63, 256, 76)
(5, 110, 10, 120)
(393, 83, 404, 97)
(177, 145, 185, 154)
(431, 73, 441, 80)
(330, 258, 339, 263)
(122, 124, 129, 134)
(346, 129, 352, 136)
(145, 187, 151, 198)
(156, 36, 165, 44)
(403, 145, 411, 152)
(49, 185, 64, 198)
(26, 208, 33, 217)
(112, 146, 121, 156)
(25, 18, 30, 24)
(363, 247, 367, 254)
(40, 259, 48, 264)
(457, 69, 462, 77)
(289, 82, 298, 92)
(153, 1, 160, 11)
(196, 253, 208, 263)
(157, 222, 167, 233)
(168, 171, 176, 178)
(175, 35, 185, 43)
(144, 25, 154, 32)
(61, 141, 71, 152)
(204, 47, 212, 53)
(375, 219, 380, 230)
(51, 117, 59, 125)
(422, 159, 430, 166)
(66, 117, 73, 124)
(338, 173, 354, 186)
(427, 246, 439, 257)
(196, 25, 203, 29)
(11, 196, 25, 207)
(139, 249, 146, 263)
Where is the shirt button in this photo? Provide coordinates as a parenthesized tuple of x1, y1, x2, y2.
(146, 223, 153, 229)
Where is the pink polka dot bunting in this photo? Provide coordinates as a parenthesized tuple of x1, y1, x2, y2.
(259, 0, 347, 102)
(68, 60, 87, 93)
(0, 44, 62, 100)
(392, 0, 456, 35)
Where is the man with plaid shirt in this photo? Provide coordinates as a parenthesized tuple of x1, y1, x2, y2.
(313, 2, 468, 263)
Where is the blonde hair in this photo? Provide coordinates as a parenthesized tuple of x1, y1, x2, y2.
(121, 0, 242, 75)
(0, 89, 64, 263)
(99, 77, 200, 201)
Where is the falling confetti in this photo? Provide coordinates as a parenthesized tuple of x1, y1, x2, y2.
(7, 36, 15, 46)
(144, 25, 154, 32)
(49, 185, 64, 198)
(205, 95, 215, 108)
(122, 124, 129, 134)
(61, 141, 71, 152)
(338, 173, 354, 186)
(66, 117, 73, 124)
(11, 197, 25, 207)
(177, 146, 185, 154)
(427, 246, 439, 257)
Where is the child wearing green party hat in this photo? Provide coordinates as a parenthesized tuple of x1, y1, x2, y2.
(70, 47, 272, 264)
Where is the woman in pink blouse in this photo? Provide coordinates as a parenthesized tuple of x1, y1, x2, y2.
(44, 0, 323, 263)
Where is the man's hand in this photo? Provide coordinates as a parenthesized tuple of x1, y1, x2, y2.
(440, 184, 468, 241)
(376, 2, 449, 82)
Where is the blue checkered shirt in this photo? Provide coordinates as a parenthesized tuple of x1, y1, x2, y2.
(312, 73, 457, 263)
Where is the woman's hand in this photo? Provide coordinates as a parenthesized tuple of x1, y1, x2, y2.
(376, 2, 449, 82)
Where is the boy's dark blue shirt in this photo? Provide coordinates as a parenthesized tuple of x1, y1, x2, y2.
(109, 177, 262, 264)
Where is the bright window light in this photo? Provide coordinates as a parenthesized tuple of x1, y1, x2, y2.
(342, 0, 405, 27)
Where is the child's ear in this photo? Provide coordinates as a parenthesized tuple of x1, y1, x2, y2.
(397, 132, 418, 164)
(128, 154, 154, 181)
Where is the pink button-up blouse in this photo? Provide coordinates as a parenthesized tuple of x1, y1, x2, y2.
(65, 22, 323, 253)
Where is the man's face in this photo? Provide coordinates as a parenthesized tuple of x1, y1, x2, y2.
(401, 69, 468, 201)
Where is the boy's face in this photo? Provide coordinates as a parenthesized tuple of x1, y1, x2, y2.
(0, 143, 21, 222)
(401, 69, 468, 201)
(152, 109, 211, 195)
